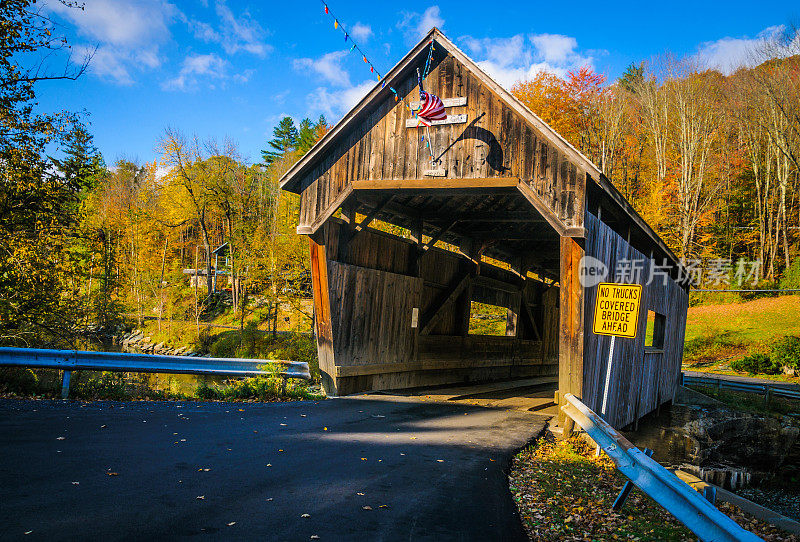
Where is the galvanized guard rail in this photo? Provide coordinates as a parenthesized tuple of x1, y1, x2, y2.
(561, 393, 762, 542)
(682, 373, 800, 402)
(0, 347, 310, 399)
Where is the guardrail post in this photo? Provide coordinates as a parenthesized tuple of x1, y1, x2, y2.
(764, 387, 773, 408)
(703, 485, 717, 506)
(280, 375, 287, 396)
(61, 370, 72, 400)
(612, 448, 653, 510)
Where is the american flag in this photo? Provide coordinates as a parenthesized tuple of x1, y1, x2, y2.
(417, 91, 447, 123)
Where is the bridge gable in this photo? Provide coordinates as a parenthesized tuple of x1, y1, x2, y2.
(282, 29, 592, 238)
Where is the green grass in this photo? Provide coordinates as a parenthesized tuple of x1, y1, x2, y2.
(0, 367, 323, 402)
(685, 295, 800, 343)
(683, 296, 800, 383)
(688, 385, 800, 417)
(468, 301, 507, 336)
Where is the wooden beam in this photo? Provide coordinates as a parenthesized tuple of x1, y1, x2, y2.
(309, 237, 336, 395)
(354, 196, 393, 234)
(419, 274, 472, 336)
(558, 236, 584, 436)
(421, 219, 458, 251)
(516, 182, 568, 237)
(352, 177, 519, 191)
(297, 185, 354, 235)
(521, 299, 542, 341)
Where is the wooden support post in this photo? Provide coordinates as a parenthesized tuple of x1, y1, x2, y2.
(412, 216, 424, 277)
(309, 235, 337, 396)
(61, 370, 72, 400)
(558, 236, 584, 436)
(506, 293, 521, 337)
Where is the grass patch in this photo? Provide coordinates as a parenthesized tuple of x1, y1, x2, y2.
(683, 331, 750, 367)
(510, 435, 693, 541)
(687, 385, 800, 418)
(685, 295, 800, 344)
(510, 435, 798, 541)
(196, 373, 324, 402)
(0, 367, 323, 402)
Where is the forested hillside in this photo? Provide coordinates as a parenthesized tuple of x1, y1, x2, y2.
(2, 2, 800, 350)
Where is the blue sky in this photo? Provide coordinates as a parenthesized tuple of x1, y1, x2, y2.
(36, 0, 798, 167)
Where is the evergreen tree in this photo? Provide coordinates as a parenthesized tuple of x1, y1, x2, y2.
(261, 116, 298, 166)
(296, 118, 316, 155)
(619, 62, 645, 93)
(51, 123, 105, 197)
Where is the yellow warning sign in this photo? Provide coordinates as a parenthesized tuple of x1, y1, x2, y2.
(592, 283, 642, 338)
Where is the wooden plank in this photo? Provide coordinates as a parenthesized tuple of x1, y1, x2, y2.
(352, 177, 519, 191)
(521, 298, 542, 341)
(409, 96, 467, 109)
(405, 114, 467, 128)
(419, 274, 471, 336)
(353, 196, 393, 234)
(558, 235, 584, 435)
(309, 236, 336, 395)
(422, 218, 458, 251)
(516, 181, 568, 236)
(334, 353, 544, 377)
(297, 185, 354, 235)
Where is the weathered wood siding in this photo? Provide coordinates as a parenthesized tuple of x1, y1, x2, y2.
(297, 47, 585, 232)
(582, 212, 688, 428)
(313, 219, 558, 394)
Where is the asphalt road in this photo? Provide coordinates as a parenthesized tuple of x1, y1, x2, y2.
(0, 395, 547, 541)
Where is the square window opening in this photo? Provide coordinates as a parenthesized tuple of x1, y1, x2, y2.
(645, 310, 666, 351)
(468, 301, 510, 336)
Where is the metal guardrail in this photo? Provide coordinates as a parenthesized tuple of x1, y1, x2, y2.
(683, 374, 800, 402)
(0, 347, 311, 399)
(561, 393, 762, 542)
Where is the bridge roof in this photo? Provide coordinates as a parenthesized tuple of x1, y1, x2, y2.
(279, 28, 682, 272)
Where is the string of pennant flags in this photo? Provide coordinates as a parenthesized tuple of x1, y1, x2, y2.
(318, 0, 436, 105)
(318, 0, 440, 160)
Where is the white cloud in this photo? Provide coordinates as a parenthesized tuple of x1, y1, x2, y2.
(397, 6, 444, 43)
(694, 25, 792, 75)
(293, 50, 351, 87)
(162, 53, 227, 91)
(49, 0, 175, 85)
(190, 1, 272, 57)
(50, 0, 175, 47)
(460, 33, 598, 88)
(307, 80, 374, 119)
(350, 23, 373, 42)
(530, 34, 579, 65)
(74, 45, 134, 85)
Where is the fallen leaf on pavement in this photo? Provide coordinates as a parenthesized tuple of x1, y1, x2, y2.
(106, 472, 118, 476)
(301, 514, 310, 518)
(310, 536, 319, 540)
(357, 492, 364, 496)
(227, 522, 236, 526)
(56, 437, 65, 440)
(71, 482, 79, 485)
(362, 506, 372, 511)
(196, 495, 205, 500)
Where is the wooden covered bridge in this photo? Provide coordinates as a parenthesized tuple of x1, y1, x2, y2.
(279, 29, 689, 429)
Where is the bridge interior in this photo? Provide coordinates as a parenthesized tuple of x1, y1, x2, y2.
(310, 179, 564, 396)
